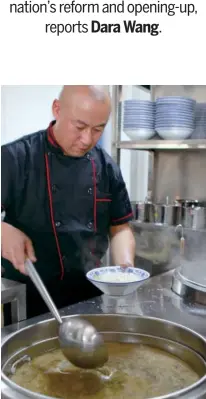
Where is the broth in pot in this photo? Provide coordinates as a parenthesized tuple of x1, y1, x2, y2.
(11, 342, 199, 399)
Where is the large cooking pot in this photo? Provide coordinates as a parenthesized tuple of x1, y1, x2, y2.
(1, 314, 206, 399)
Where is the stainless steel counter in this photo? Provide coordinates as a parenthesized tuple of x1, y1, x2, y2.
(1, 270, 206, 341)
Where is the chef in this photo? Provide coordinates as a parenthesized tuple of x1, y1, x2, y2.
(1, 85, 135, 322)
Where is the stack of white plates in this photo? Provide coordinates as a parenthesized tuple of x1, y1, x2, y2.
(191, 103, 206, 139)
(123, 100, 155, 140)
(155, 97, 196, 140)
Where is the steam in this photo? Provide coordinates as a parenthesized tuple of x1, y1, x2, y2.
(70, 232, 106, 273)
(178, 229, 206, 287)
(132, 222, 206, 287)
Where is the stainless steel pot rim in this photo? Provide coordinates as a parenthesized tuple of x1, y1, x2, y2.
(174, 269, 206, 292)
(2, 314, 206, 344)
(2, 314, 206, 399)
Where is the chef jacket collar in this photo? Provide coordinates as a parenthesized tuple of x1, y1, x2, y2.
(47, 120, 64, 153)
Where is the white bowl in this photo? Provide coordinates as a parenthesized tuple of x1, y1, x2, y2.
(156, 127, 193, 140)
(124, 128, 154, 140)
(86, 266, 150, 296)
(156, 97, 196, 105)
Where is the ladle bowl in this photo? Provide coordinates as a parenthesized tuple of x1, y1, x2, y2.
(25, 259, 108, 369)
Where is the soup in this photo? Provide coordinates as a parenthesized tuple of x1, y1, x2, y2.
(11, 342, 199, 399)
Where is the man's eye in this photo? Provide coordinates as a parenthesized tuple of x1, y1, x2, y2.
(94, 128, 103, 133)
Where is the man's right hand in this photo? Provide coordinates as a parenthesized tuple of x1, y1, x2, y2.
(1, 222, 36, 274)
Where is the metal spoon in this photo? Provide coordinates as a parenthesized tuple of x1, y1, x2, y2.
(25, 259, 108, 369)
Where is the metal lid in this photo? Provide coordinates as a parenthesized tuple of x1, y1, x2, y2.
(172, 268, 206, 306)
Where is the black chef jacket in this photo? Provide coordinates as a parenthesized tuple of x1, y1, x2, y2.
(1, 122, 133, 319)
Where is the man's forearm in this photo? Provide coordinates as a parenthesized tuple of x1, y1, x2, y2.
(109, 224, 136, 266)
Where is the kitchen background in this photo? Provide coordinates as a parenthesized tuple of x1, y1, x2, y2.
(1, 84, 206, 321)
(2, 85, 206, 399)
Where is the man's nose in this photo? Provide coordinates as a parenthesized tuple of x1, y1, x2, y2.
(81, 128, 93, 146)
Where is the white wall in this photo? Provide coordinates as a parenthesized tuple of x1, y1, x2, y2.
(1, 85, 112, 148)
(1, 85, 149, 202)
(1, 85, 62, 145)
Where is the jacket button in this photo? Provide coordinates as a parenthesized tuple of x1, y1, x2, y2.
(88, 188, 92, 195)
(52, 184, 57, 192)
(55, 221, 61, 227)
(87, 222, 93, 229)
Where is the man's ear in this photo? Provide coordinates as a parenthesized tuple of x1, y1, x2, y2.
(52, 99, 60, 120)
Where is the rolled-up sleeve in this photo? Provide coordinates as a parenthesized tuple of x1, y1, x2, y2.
(109, 164, 133, 226)
(1, 146, 14, 212)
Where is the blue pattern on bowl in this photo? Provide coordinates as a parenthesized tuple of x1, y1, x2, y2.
(87, 266, 149, 285)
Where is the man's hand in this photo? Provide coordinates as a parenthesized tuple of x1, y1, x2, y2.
(1, 222, 36, 274)
(109, 223, 135, 267)
(119, 263, 134, 268)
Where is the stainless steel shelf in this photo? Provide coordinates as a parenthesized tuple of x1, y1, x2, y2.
(116, 140, 206, 151)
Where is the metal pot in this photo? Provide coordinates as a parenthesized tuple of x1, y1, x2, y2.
(156, 197, 182, 226)
(136, 201, 155, 223)
(183, 206, 206, 230)
(134, 201, 164, 224)
(1, 314, 206, 399)
(176, 199, 206, 230)
(131, 201, 182, 226)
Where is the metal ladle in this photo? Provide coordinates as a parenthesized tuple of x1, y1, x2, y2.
(25, 259, 108, 369)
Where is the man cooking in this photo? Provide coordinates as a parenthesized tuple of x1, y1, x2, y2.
(1, 85, 135, 322)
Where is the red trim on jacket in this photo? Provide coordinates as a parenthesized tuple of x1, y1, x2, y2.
(46, 122, 102, 270)
(48, 122, 58, 147)
(90, 158, 101, 267)
(47, 122, 65, 154)
(112, 212, 133, 223)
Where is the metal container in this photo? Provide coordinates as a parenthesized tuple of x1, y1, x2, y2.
(1, 278, 26, 325)
(161, 205, 174, 225)
(153, 204, 164, 223)
(135, 201, 165, 224)
(135, 201, 155, 223)
(1, 314, 206, 399)
(184, 206, 206, 230)
(159, 203, 183, 227)
(160, 197, 182, 226)
(172, 203, 183, 226)
(172, 268, 206, 306)
(131, 201, 182, 226)
(176, 200, 206, 230)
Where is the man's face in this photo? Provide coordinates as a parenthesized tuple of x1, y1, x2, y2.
(52, 93, 110, 157)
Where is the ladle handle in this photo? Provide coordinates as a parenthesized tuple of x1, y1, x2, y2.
(25, 259, 62, 325)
